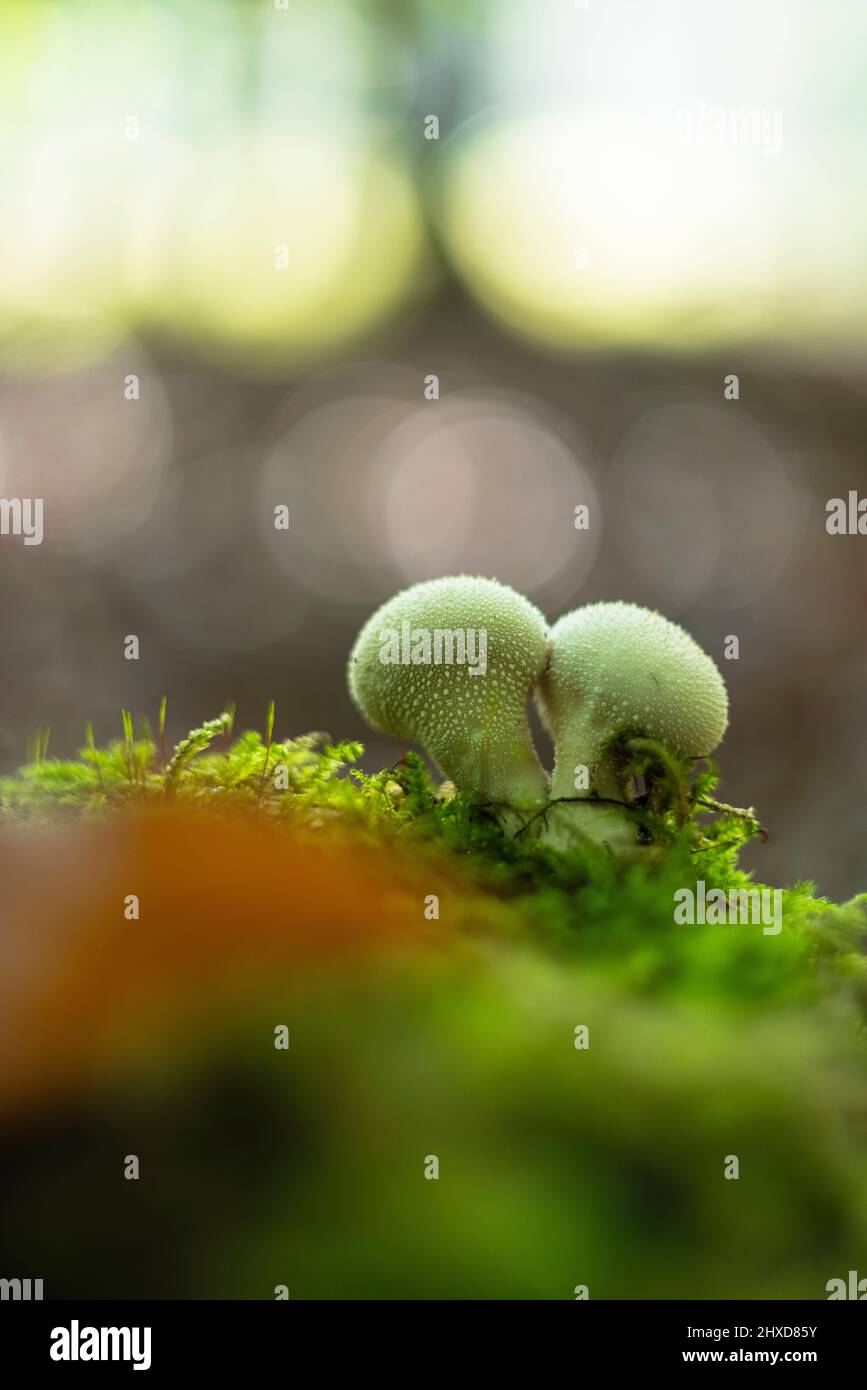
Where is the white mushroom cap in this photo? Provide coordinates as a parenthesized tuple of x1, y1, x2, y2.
(538, 602, 729, 804)
(348, 576, 549, 807)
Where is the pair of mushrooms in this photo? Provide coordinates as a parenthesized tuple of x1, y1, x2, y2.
(348, 576, 729, 853)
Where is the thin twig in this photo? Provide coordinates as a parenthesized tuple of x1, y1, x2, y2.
(696, 796, 769, 843)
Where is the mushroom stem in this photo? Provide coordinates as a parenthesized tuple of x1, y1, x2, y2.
(550, 709, 622, 800)
(448, 719, 548, 836)
(544, 711, 643, 853)
(429, 710, 547, 809)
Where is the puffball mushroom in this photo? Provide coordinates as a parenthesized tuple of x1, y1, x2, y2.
(537, 602, 729, 853)
(348, 576, 549, 814)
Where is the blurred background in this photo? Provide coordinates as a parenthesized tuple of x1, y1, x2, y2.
(0, 0, 865, 898)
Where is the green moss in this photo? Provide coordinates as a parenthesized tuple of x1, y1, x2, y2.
(2, 705, 865, 1019)
(0, 708, 752, 854)
(0, 708, 856, 905)
(1, 706, 866, 1298)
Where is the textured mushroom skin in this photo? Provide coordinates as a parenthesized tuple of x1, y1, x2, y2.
(537, 602, 729, 851)
(348, 576, 549, 807)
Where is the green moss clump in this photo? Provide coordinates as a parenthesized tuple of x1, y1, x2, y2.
(1, 706, 866, 1300)
(2, 706, 865, 1019)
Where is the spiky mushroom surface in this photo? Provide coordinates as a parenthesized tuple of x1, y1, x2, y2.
(348, 576, 549, 810)
(537, 602, 729, 852)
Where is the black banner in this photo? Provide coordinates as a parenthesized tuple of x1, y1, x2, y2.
(1, 1299, 863, 1375)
